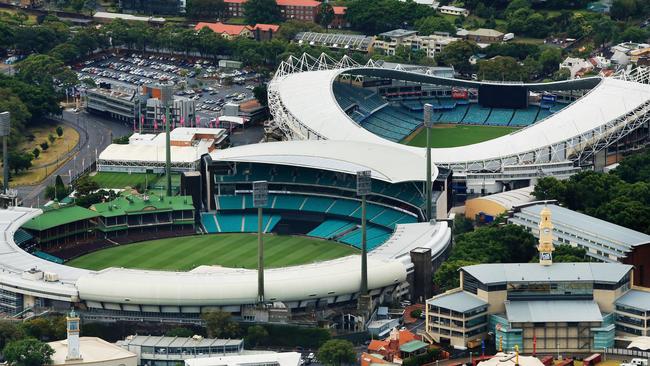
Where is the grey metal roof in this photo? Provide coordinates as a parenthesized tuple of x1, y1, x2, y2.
(616, 289, 650, 311)
(505, 300, 603, 323)
(517, 204, 650, 249)
(427, 291, 487, 313)
(294, 32, 374, 50)
(462, 262, 632, 285)
(123, 335, 243, 348)
(379, 29, 418, 38)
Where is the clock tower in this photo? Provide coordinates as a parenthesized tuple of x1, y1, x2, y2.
(538, 206, 554, 266)
(66, 309, 81, 361)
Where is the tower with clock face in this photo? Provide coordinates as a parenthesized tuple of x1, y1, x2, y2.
(538, 206, 555, 266)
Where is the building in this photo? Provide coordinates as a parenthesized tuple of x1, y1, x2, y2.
(93, 11, 166, 25)
(117, 335, 244, 365)
(222, 0, 320, 22)
(21, 205, 99, 249)
(331, 6, 349, 28)
(86, 83, 196, 132)
(373, 29, 459, 58)
(367, 328, 428, 363)
(464, 186, 535, 223)
(437, 5, 469, 17)
(457, 28, 504, 44)
(476, 352, 544, 366)
(119, 0, 186, 15)
(49, 310, 137, 366)
(559, 57, 594, 79)
(184, 352, 301, 366)
(86, 86, 138, 123)
(252, 24, 280, 41)
(425, 206, 650, 352)
(98, 127, 229, 173)
(294, 32, 375, 53)
(508, 203, 650, 264)
(195, 22, 254, 39)
(222, 99, 267, 124)
(90, 194, 195, 239)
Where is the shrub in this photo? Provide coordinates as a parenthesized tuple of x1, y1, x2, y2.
(40, 142, 49, 151)
(55, 126, 63, 137)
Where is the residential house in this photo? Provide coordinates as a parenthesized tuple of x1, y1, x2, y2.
(457, 28, 504, 44)
(559, 57, 593, 79)
(195, 22, 253, 39)
(331, 6, 349, 28)
(437, 5, 469, 16)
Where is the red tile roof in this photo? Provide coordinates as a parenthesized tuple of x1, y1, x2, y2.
(254, 23, 280, 32)
(332, 6, 346, 15)
(195, 22, 251, 36)
(276, 0, 320, 7)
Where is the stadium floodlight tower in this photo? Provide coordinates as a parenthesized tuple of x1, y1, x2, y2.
(356, 170, 371, 295)
(423, 103, 434, 221)
(160, 86, 173, 197)
(253, 180, 268, 304)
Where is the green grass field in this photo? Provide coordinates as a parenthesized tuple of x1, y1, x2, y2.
(405, 125, 518, 148)
(90, 172, 180, 190)
(67, 234, 359, 271)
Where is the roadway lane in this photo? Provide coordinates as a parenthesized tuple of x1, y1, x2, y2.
(15, 110, 132, 207)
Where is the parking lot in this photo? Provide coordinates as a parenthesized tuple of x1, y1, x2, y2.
(75, 52, 266, 123)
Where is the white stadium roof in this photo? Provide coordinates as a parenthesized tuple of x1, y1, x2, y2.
(271, 67, 650, 166)
(209, 140, 437, 183)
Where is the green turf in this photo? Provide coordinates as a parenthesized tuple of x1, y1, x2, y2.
(66, 234, 359, 271)
(91, 172, 180, 190)
(405, 125, 518, 148)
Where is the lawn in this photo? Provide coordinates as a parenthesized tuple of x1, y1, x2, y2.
(66, 233, 359, 271)
(405, 124, 518, 148)
(90, 172, 179, 190)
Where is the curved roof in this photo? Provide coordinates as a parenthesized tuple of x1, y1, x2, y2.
(209, 140, 437, 183)
(75, 256, 406, 306)
(271, 68, 650, 165)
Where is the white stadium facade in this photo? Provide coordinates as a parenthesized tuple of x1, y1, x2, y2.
(268, 54, 650, 194)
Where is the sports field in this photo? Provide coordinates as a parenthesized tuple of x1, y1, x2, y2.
(405, 125, 518, 148)
(90, 172, 180, 190)
(66, 234, 359, 271)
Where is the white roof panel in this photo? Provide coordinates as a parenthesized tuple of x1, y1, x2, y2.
(505, 300, 603, 323)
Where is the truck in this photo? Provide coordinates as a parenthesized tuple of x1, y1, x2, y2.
(503, 33, 515, 41)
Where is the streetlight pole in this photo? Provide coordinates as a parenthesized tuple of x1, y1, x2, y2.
(253, 180, 268, 304)
(0, 112, 10, 194)
(423, 103, 433, 221)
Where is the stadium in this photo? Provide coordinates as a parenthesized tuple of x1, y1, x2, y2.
(268, 54, 650, 195)
(0, 140, 451, 321)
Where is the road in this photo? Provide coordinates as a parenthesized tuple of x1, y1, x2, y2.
(16, 110, 132, 207)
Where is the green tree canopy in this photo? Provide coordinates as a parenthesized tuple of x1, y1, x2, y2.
(245, 325, 269, 348)
(3, 338, 54, 366)
(435, 40, 479, 75)
(434, 259, 478, 292)
(317, 339, 356, 366)
(244, 0, 282, 25)
(187, 0, 227, 19)
(202, 310, 240, 339)
(414, 16, 456, 36)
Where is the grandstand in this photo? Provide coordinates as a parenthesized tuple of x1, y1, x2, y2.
(331, 81, 572, 143)
(200, 141, 440, 250)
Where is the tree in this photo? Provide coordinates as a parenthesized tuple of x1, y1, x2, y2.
(453, 215, 473, 235)
(253, 85, 268, 106)
(532, 176, 566, 201)
(538, 47, 562, 75)
(477, 56, 527, 81)
(3, 338, 54, 366)
(15, 54, 78, 89)
(552, 245, 589, 263)
(32, 148, 40, 159)
(345, 0, 435, 34)
(414, 16, 456, 36)
(246, 325, 269, 348)
(620, 26, 650, 43)
(317, 339, 356, 366)
(612, 149, 650, 184)
(244, 0, 282, 25)
(0, 321, 23, 351)
(8, 151, 32, 175)
(435, 40, 478, 75)
(165, 327, 195, 337)
(434, 259, 477, 291)
(277, 20, 323, 41)
(317, 2, 334, 30)
(40, 142, 49, 151)
(201, 310, 240, 339)
(610, 0, 638, 20)
(56, 126, 63, 137)
(48, 133, 56, 144)
(73, 175, 100, 196)
(187, 0, 227, 19)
